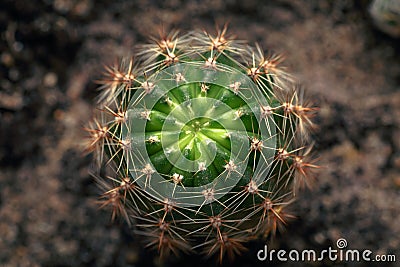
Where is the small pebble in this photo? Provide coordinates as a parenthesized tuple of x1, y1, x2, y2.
(1, 52, 14, 67)
(43, 72, 58, 87)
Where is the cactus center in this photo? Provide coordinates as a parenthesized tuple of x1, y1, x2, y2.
(178, 118, 227, 161)
(143, 82, 258, 187)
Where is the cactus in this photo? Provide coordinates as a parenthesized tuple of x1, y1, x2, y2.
(85, 25, 318, 262)
(369, 0, 400, 37)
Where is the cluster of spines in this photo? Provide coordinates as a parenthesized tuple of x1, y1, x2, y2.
(84, 25, 318, 262)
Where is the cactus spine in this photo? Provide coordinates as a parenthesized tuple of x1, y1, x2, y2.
(85, 25, 318, 261)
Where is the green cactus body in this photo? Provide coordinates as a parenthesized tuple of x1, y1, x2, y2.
(86, 26, 317, 261)
(370, 0, 400, 37)
(145, 83, 251, 187)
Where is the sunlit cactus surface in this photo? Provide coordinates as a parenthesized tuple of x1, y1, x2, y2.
(85, 25, 318, 262)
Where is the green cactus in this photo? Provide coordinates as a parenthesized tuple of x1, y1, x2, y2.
(370, 0, 400, 37)
(85, 25, 318, 261)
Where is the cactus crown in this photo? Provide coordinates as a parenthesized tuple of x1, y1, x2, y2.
(85, 25, 318, 262)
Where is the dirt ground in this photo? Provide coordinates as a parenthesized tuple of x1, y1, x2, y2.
(1, 0, 399, 266)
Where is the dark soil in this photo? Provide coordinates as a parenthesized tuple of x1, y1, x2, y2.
(1, 0, 399, 266)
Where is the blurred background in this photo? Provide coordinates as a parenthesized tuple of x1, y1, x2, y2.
(0, 0, 399, 266)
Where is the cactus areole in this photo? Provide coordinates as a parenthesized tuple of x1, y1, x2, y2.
(86, 27, 317, 260)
